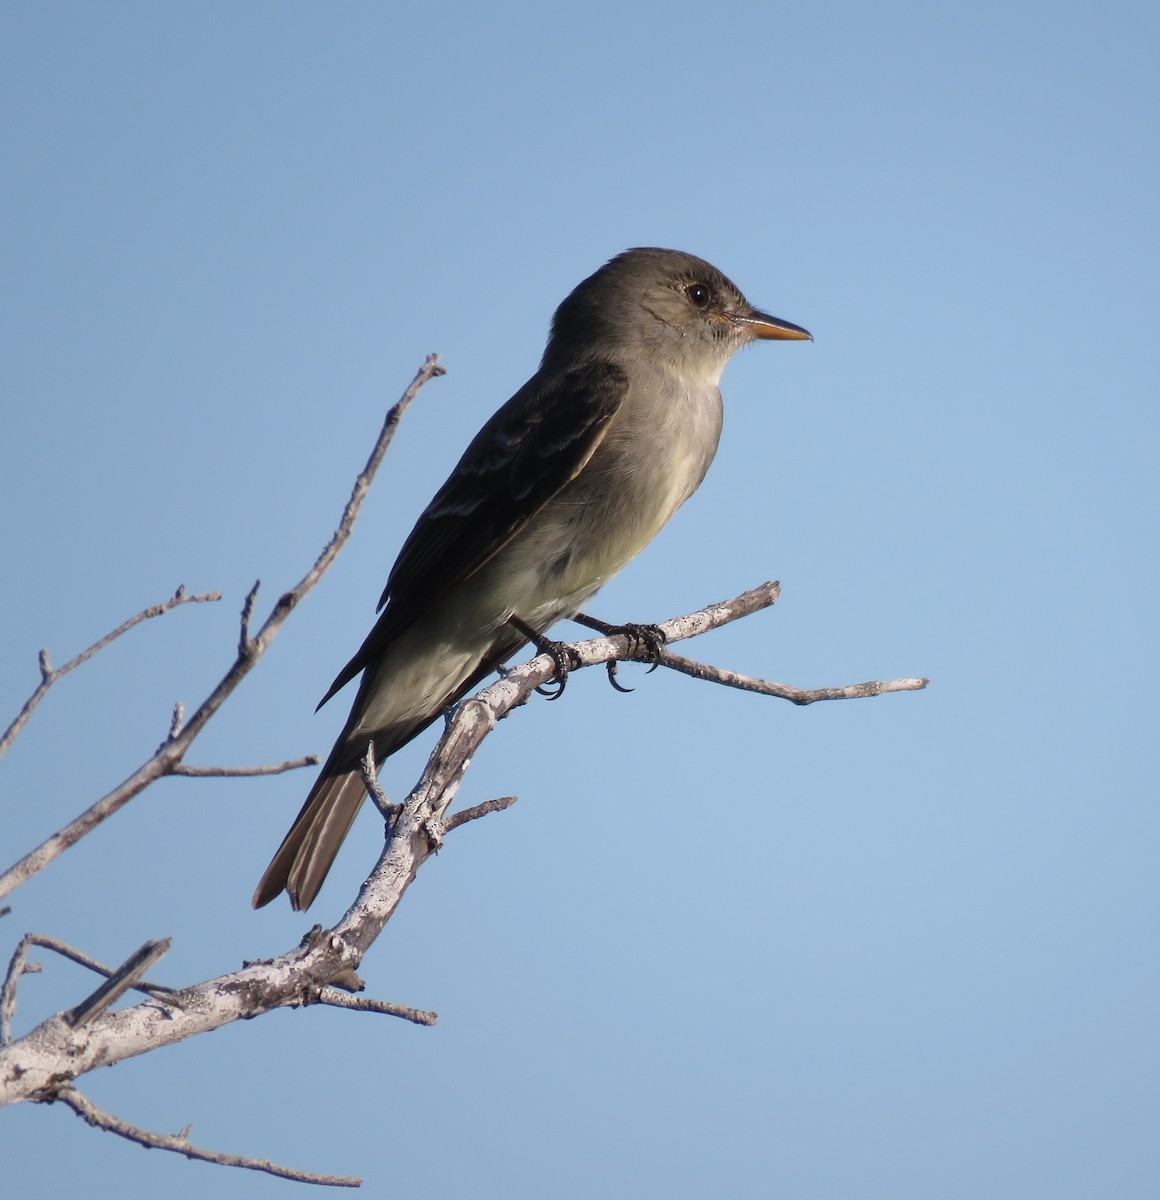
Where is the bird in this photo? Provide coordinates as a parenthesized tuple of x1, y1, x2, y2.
(253, 247, 811, 910)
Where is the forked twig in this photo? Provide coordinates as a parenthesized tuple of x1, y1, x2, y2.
(54, 1087, 360, 1188)
(0, 587, 220, 761)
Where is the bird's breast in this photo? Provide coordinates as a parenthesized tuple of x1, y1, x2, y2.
(537, 373, 723, 593)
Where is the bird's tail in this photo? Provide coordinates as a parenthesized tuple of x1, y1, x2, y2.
(251, 765, 371, 911)
(253, 636, 524, 912)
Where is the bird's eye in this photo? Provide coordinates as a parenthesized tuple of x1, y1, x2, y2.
(686, 283, 711, 308)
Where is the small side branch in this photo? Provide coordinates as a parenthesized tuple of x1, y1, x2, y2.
(574, 584, 927, 704)
(171, 756, 320, 778)
(303, 354, 446, 591)
(238, 581, 261, 654)
(0, 586, 220, 761)
(655, 649, 929, 704)
(316, 988, 437, 1026)
(0, 936, 39, 1047)
(361, 744, 399, 822)
(54, 1087, 361, 1188)
(444, 795, 518, 833)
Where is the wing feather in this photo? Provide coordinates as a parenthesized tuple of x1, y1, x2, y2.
(317, 359, 628, 707)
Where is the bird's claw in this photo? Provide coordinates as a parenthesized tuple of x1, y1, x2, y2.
(615, 621, 667, 667)
(507, 613, 583, 700)
(573, 614, 668, 692)
(534, 641, 582, 700)
(602, 622, 668, 687)
(606, 660, 634, 693)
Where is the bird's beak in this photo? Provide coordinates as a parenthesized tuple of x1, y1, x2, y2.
(736, 308, 813, 342)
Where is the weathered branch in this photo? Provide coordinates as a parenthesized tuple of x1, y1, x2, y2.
(444, 795, 518, 833)
(361, 743, 399, 822)
(0, 355, 445, 903)
(316, 988, 437, 1025)
(170, 756, 320, 778)
(54, 1087, 360, 1187)
(655, 649, 929, 703)
(571, 592, 929, 703)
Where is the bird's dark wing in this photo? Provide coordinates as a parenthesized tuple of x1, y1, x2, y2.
(317, 359, 628, 707)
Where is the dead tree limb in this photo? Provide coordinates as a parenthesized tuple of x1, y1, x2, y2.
(54, 1087, 360, 1188)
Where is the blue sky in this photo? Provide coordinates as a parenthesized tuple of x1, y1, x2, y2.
(3, 3, 1158, 1197)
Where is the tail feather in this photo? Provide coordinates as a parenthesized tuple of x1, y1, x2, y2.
(252, 768, 369, 911)
(253, 635, 526, 911)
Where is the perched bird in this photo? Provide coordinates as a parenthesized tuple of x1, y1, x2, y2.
(253, 247, 810, 910)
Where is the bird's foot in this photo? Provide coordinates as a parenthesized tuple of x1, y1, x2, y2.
(614, 621, 668, 663)
(534, 641, 583, 700)
(572, 613, 668, 692)
(507, 615, 583, 701)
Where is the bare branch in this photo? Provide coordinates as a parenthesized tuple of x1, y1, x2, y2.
(54, 1087, 360, 1188)
(444, 795, 518, 833)
(573, 584, 928, 703)
(0, 935, 39, 1047)
(316, 988, 437, 1025)
(578, 579, 782, 643)
(238, 581, 261, 654)
(300, 354, 446, 591)
(0, 587, 220, 762)
(361, 743, 398, 822)
(654, 650, 929, 703)
(171, 756, 320, 778)
(0, 356, 445, 903)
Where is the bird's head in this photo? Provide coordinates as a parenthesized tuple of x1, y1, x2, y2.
(545, 247, 811, 382)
